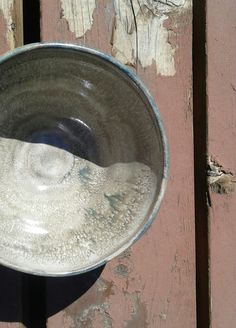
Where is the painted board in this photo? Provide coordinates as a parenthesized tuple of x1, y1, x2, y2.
(207, 0, 236, 327)
(40, 1, 196, 327)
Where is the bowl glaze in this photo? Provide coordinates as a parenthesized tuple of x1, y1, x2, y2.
(0, 43, 168, 276)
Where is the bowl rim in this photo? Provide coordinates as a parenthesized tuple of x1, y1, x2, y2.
(0, 42, 169, 276)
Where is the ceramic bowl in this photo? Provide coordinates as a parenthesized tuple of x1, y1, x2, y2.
(0, 43, 168, 276)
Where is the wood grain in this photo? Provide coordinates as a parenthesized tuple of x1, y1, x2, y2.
(40, 1, 196, 327)
(207, 0, 236, 327)
(0, 0, 23, 53)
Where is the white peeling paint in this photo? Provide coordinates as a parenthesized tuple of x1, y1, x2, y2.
(112, 0, 190, 76)
(148, 0, 187, 14)
(0, 0, 15, 49)
(61, 0, 96, 38)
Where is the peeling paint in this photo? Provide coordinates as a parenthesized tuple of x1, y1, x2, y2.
(125, 292, 148, 328)
(64, 277, 115, 328)
(118, 249, 132, 259)
(114, 264, 129, 277)
(145, 0, 186, 14)
(96, 278, 115, 298)
(159, 312, 167, 320)
(75, 303, 113, 328)
(112, 0, 191, 75)
(60, 0, 96, 38)
(0, 0, 15, 49)
(159, 298, 170, 323)
(207, 157, 235, 194)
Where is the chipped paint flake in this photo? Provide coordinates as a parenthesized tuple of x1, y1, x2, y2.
(61, 0, 96, 38)
(159, 312, 167, 320)
(112, 0, 190, 75)
(0, 0, 15, 49)
(207, 157, 235, 194)
(75, 304, 113, 328)
(125, 292, 148, 327)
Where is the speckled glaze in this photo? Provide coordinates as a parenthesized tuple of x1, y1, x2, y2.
(0, 43, 168, 276)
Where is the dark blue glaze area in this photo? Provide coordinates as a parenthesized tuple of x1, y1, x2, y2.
(29, 131, 70, 151)
(24, 116, 99, 163)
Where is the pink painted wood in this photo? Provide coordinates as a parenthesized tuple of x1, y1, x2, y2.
(0, 0, 235, 327)
(40, 1, 196, 327)
(207, 0, 236, 327)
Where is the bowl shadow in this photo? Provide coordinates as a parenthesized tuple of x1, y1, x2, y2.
(0, 264, 105, 328)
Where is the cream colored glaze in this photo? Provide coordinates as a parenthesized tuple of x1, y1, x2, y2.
(0, 137, 157, 274)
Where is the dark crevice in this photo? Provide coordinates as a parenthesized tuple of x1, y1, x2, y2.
(0, 263, 104, 327)
(130, 0, 139, 72)
(193, 0, 210, 327)
(22, 275, 47, 328)
(19, 266, 104, 328)
(23, 0, 41, 44)
(22, 1, 44, 325)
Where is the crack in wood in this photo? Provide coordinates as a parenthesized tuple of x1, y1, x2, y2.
(112, 0, 191, 75)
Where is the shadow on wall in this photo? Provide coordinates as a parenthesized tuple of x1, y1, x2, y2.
(0, 264, 105, 328)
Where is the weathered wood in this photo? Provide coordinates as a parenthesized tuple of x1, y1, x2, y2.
(0, 1, 24, 327)
(0, 0, 23, 53)
(41, 1, 196, 327)
(207, 0, 236, 327)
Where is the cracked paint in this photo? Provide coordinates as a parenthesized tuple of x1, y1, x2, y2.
(60, 0, 96, 38)
(59, 0, 191, 75)
(112, 0, 191, 75)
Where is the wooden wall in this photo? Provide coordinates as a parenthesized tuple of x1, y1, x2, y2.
(0, 0, 235, 327)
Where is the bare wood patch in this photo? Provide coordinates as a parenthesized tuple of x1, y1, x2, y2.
(125, 292, 148, 328)
(112, 0, 191, 75)
(0, 0, 23, 50)
(207, 157, 235, 194)
(60, 0, 96, 38)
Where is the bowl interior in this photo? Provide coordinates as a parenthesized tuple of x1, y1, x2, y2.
(0, 45, 167, 275)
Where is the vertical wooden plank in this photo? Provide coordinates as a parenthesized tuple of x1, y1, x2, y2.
(0, 0, 23, 53)
(0, 1, 24, 327)
(207, 0, 236, 327)
(40, 1, 196, 327)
